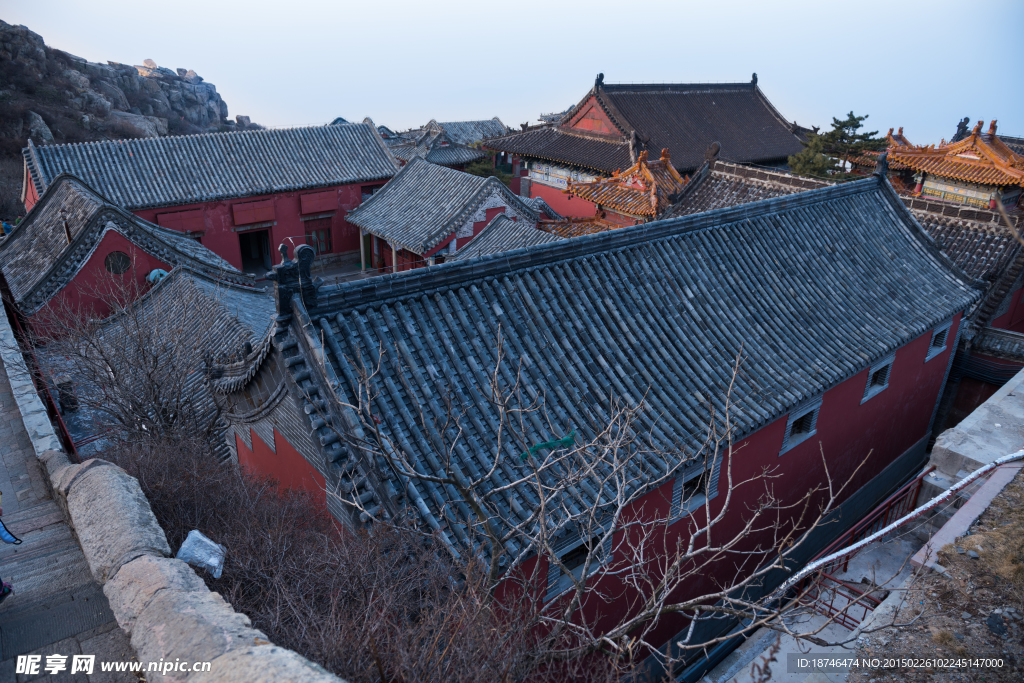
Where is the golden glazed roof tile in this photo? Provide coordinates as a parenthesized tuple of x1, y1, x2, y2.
(564, 150, 687, 217)
(889, 121, 1024, 188)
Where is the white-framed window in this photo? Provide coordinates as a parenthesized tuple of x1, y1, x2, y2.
(861, 353, 895, 404)
(779, 397, 823, 455)
(545, 532, 613, 602)
(926, 320, 953, 362)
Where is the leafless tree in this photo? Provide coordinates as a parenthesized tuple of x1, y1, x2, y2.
(9, 266, 228, 451)
(4, 262, 924, 681)
(312, 330, 923, 677)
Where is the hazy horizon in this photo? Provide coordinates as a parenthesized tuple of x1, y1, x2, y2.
(5, 0, 1022, 144)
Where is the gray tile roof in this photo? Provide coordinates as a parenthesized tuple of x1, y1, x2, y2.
(0, 174, 249, 314)
(972, 327, 1024, 361)
(23, 122, 399, 211)
(387, 131, 486, 167)
(485, 80, 803, 173)
(303, 175, 980, 544)
(345, 159, 538, 254)
(666, 160, 1021, 285)
(484, 125, 633, 174)
(449, 214, 562, 262)
(664, 160, 830, 219)
(98, 265, 275, 358)
(433, 118, 508, 145)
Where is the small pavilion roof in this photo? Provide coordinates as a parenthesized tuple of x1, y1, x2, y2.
(345, 159, 537, 254)
(565, 149, 687, 218)
(888, 121, 1024, 187)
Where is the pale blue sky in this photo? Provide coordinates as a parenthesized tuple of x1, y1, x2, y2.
(5, 0, 1022, 143)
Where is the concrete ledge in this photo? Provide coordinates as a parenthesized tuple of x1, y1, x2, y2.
(195, 643, 340, 683)
(0, 309, 63, 458)
(911, 462, 1024, 573)
(931, 369, 1024, 477)
(62, 460, 172, 583)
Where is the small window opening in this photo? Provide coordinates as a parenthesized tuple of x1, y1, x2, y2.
(931, 328, 948, 349)
(671, 471, 709, 519)
(790, 410, 815, 437)
(561, 537, 601, 580)
(104, 251, 131, 275)
(870, 364, 890, 388)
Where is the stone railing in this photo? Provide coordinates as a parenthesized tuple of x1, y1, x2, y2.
(0, 310, 345, 682)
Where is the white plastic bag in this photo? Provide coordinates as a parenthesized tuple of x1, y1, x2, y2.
(175, 530, 227, 578)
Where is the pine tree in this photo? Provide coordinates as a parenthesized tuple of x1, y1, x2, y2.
(788, 132, 838, 179)
(821, 111, 885, 173)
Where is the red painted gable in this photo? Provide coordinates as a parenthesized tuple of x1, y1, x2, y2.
(567, 96, 619, 136)
(35, 229, 170, 325)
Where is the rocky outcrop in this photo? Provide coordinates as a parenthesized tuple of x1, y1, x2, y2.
(0, 20, 230, 132)
(26, 109, 53, 142)
(0, 20, 265, 216)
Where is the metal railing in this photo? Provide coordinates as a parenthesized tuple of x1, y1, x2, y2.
(797, 465, 934, 628)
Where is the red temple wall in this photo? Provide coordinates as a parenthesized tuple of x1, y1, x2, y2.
(532, 314, 961, 649)
(129, 182, 385, 272)
(32, 230, 170, 326)
(990, 286, 1024, 333)
(235, 427, 327, 508)
(529, 182, 597, 219)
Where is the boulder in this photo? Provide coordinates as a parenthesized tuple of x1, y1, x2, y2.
(83, 90, 112, 117)
(143, 58, 157, 68)
(62, 68, 90, 90)
(95, 80, 130, 111)
(236, 115, 251, 129)
(26, 110, 54, 143)
(0, 21, 47, 71)
(184, 69, 203, 84)
(107, 110, 162, 138)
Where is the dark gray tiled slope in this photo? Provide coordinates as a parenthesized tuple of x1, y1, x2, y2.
(25, 122, 398, 210)
(436, 119, 508, 145)
(310, 176, 980, 542)
(346, 159, 537, 254)
(450, 215, 562, 262)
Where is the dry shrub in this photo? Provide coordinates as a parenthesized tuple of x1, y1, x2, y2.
(965, 475, 1024, 586)
(106, 438, 618, 683)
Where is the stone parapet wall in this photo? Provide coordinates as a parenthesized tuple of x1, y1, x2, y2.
(900, 194, 1021, 229)
(0, 309, 345, 682)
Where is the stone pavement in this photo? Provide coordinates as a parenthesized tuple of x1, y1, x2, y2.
(0, 359, 137, 681)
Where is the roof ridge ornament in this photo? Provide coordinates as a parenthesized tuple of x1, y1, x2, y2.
(595, 72, 605, 88)
(873, 150, 889, 177)
(267, 243, 299, 317)
(751, 72, 758, 86)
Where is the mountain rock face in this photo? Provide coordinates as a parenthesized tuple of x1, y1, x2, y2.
(0, 20, 229, 136)
(0, 20, 257, 217)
